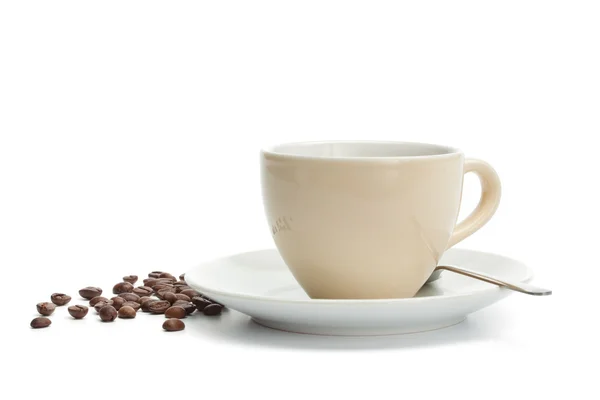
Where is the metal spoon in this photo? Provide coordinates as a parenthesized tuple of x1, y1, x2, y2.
(426, 265, 552, 296)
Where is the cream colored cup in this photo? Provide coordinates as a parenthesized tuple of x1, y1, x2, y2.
(261, 141, 501, 299)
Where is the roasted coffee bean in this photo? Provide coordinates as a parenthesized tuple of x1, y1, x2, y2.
(165, 306, 186, 319)
(37, 302, 56, 316)
(148, 300, 171, 314)
(118, 306, 136, 319)
(50, 293, 71, 306)
(171, 300, 196, 314)
(113, 282, 134, 294)
(192, 296, 211, 311)
(122, 275, 138, 284)
(203, 304, 223, 316)
(152, 284, 171, 293)
(181, 302, 196, 315)
(89, 296, 109, 307)
(148, 271, 163, 278)
(94, 300, 114, 313)
(159, 272, 175, 280)
(174, 293, 191, 302)
(143, 278, 158, 287)
(163, 319, 185, 331)
(180, 289, 199, 298)
(68, 305, 89, 319)
(171, 300, 196, 315)
(175, 285, 192, 293)
(157, 288, 176, 300)
(204, 297, 224, 308)
(179, 273, 185, 281)
(141, 299, 158, 312)
(157, 277, 176, 283)
(133, 286, 153, 296)
(79, 287, 102, 300)
(138, 296, 152, 304)
(31, 317, 52, 329)
(99, 305, 118, 322)
(122, 301, 141, 311)
(163, 292, 178, 304)
(119, 293, 140, 302)
(171, 301, 194, 314)
(110, 297, 126, 310)
(173, 280, 188, 286)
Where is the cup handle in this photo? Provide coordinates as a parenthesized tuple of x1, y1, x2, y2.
(446, 158, 502, 249)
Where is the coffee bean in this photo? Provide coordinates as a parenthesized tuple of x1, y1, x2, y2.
(174, 293, 191, 302)
(152, 282, 175, 292)
(171, 300, 196, 315)
(175, 285, 192, 293)
(172, 300, 195, 314)
(123, 275, 138, 284)
(138, 296, 152, 304)
(79, 287, 102, 300)
(68, 305, 89, 319)
(182, 302, 196, 315)
(50, 293, 71, 306)
(163, 292, 178, 304)
(113, 282, 134, 294)
(180, 289, 199, 298)
(192, 296, 211, 311)
(110, 297, 126, 310)
(203, 304, 223, 316)
(148, 300, 171, 314)
(118, 306, 136, 319)
(94, 300, 114, 313)
(89, 296, 109, 307)
(143, 278, 158, 287)
(122, 301, 141, 311)
(204, 297, 224, 308)
(31, 317, 51, 329)
(148, 271, 163, 278)
(141, 299, 158, 312)
(165, 306, 186, 319)
(99, 305, 118, 322)
(173, 280, 188, 287)
(179, 273, 185, 281)
(133, 286, 153, 296)
(152, 284, 172, 293)
(119, 293, 140, 302)
(163, 319, 185, 331)
(157, 288, 176, 300)
(37, 302, 56, 316)
(159, 272, 175, 280)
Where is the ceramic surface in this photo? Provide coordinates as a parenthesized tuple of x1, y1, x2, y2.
(185, 248, 531, 336)
(260, 141, 501, 299)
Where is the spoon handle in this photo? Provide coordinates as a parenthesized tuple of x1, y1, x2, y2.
(435, 265, 552, 296)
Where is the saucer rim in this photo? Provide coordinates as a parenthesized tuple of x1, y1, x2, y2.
(185, 247, 534, 305)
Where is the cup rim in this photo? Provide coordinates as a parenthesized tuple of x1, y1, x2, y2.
(261, 140, 462, 161)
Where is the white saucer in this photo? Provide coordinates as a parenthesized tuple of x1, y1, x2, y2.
(185, 248, 533, 336)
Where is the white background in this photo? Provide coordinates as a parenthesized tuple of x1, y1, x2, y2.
(1, 1, 598, 399)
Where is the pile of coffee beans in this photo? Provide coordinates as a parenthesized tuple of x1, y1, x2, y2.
(30, 271, 224, 331)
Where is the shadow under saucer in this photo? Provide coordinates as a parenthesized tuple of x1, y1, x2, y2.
(184, 304, 512, 351)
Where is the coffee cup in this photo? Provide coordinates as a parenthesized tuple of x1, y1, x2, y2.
(261, 141, 501, 299)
